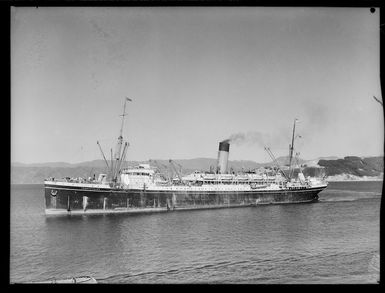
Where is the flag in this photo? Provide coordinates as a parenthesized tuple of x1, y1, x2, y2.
(126, 97, 132, 102)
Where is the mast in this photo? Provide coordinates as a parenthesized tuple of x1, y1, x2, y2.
(288, 118, 298, 179)
(110, 148, 114, 181)
(116, 142, 129, 177)
(114, 98, 129, 160)
(120, 142, 129, 170)
(112, 97, 132, 182)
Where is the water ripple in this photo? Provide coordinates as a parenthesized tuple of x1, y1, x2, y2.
(10, 182, 381, 284)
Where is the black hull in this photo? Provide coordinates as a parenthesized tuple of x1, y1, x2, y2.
(44, 184, 326, 216)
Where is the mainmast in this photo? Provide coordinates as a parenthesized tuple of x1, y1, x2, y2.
(288, 118, 298, 179)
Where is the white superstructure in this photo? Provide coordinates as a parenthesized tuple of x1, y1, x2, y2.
(117, 163, 327, 192)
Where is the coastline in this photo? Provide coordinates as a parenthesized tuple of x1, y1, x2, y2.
(326, 179, 383, 182)
(326, 174, 383, 182)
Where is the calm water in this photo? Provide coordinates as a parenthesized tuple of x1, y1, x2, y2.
(10, 181, 382, 284)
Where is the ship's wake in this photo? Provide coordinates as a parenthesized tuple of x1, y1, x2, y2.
(318, 189, 381, 202)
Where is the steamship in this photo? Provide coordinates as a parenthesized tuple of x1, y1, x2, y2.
(44, 99, 328, 216)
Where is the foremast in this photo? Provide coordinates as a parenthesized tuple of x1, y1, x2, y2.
(97, 97, 132, 185)
(288, 118, 298, 179)
(112, 97, 132, 183)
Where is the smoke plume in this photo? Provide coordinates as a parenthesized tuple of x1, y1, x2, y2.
(223, 131, 288, 148)
(223, 132, 269, 147)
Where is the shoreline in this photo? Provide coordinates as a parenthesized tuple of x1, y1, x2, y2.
(326, 178, 383, 182)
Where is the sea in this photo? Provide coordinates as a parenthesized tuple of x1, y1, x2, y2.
(10, 181, 382, 284)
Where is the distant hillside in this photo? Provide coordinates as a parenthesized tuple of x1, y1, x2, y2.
(11, 158, 262, 184)
(318, 156, 384, 177)
(172, 158, 264, 172)
(266, 156, 307, 167)
(317, 156, 341, 160)
(12, 160, 138, 169)
(11, 161, 74, 168)
(11, 166, 107, 185)
(11, 156, 383, 184)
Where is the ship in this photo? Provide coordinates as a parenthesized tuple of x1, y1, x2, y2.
(44, 99, 328, 216)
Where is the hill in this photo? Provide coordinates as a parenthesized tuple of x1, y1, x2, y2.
(318, 156, 384, 177)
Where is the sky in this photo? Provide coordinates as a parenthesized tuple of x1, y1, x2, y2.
(11, 7, 383, 164)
